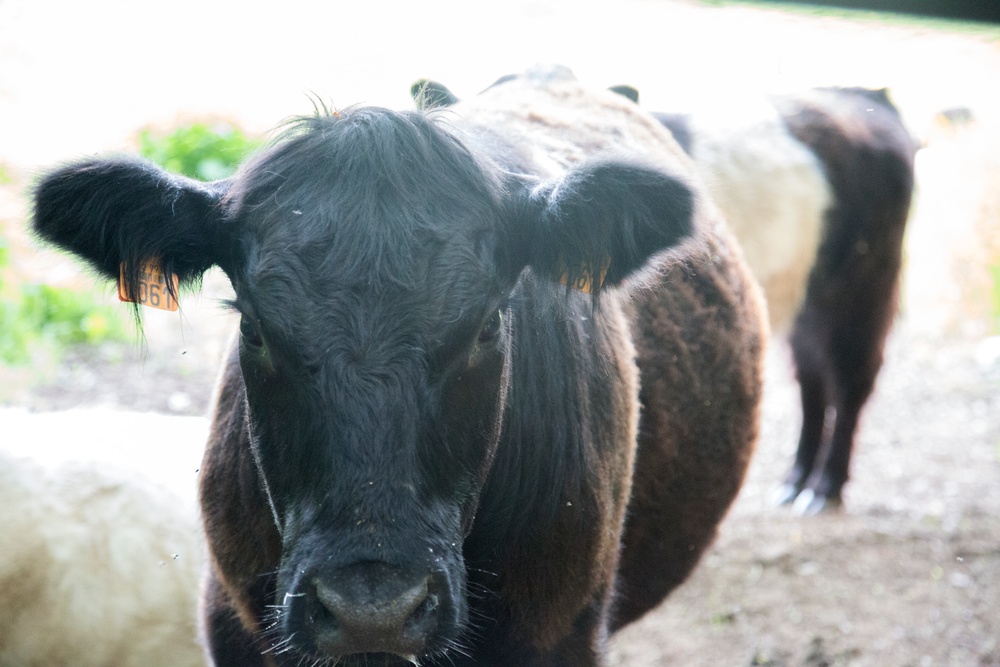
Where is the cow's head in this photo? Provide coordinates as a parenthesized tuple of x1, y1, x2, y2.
(33, 107, 694, 664)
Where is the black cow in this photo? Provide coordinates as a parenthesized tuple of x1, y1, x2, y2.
(33, 67, 765, 666)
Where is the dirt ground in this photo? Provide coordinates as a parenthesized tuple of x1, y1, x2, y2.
(2, 1, 999, 665)
(609, 322, 1000, 666)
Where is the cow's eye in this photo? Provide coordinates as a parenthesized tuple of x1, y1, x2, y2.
(478, 309, 503, 344)
(240, 315, 263, 348)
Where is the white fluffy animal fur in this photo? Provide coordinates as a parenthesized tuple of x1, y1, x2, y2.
(0, 448, 205, 667)
(682, 96, 831, 331)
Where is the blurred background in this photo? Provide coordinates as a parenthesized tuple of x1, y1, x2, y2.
(1, 1, 998, 665)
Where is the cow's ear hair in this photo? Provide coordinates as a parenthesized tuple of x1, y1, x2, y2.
(32, 156, 232, 300)
(411, 79, 460, 110)
(517, 160, 695, 293)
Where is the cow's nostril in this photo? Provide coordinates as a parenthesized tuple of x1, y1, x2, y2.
(307, 588, 336, 627)
(404, 592, 439, 637)
(309, 568, 437, 657)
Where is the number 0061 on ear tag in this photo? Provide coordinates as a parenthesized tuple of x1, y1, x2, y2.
(558, 257, 609, 295)
(118, 261, 179, 311)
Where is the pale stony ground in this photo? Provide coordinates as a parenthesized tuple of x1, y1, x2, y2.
(1, 1, 999, 665)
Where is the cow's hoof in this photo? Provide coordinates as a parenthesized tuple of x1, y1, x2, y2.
(771, 483, 801, 507)
(791, 488, 843, 516)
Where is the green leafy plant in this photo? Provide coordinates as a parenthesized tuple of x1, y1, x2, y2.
(0, 235, 127, 365)
(1, 120, 260, 367)
(137, 121, 261, 181)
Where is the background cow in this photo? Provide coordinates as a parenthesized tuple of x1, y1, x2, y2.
(0, 447, 203, 667)
(32, 67, 766, 666)
(647, 87, 916, 514)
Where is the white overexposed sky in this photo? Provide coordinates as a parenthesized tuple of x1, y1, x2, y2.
(2, 0, 998, 167)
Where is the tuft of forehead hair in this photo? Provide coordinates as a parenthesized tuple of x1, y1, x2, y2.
(224, 106, 512, 294)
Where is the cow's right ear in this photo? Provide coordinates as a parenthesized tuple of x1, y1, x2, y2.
(32, 157, 232, 299)
(507, 160, 695, 295)
(411, 79, 460, 110)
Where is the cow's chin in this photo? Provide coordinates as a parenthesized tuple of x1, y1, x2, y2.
(283, 650, 421, 667)
(341, 652, 420, 666)
(263, 633, 440, 667)
(342, 652, 423, 666)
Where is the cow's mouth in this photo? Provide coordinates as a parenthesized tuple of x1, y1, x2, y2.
(326, 652, 421, 667)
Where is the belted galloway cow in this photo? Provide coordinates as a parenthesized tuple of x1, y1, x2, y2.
(32, 66, 766, 666)
(648, 87, 916, 514)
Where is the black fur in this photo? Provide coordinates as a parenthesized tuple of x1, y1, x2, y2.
(607, 85, 639, 104)
(411, 79, 460, 110)
(528, 160, 693, 288)
(33, 157, 231, 321)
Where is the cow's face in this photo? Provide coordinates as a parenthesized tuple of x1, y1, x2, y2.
(223, 110, 516, 661)
(32, 106, 694, 664)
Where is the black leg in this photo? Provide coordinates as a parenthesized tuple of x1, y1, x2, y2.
(776, 329, 831, 506)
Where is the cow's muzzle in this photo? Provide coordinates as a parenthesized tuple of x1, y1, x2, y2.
(289, 561, 444, 660)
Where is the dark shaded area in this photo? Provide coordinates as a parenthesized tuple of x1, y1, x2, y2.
(759, 0, 1000, 23)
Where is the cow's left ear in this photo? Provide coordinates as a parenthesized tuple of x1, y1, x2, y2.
(516, 160, 695, 293)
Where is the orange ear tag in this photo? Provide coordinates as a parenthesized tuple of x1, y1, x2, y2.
(118, 260, 180, 311)
(558, 259, 609, 295)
